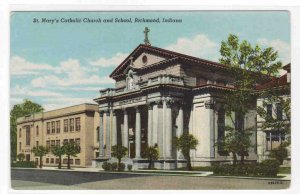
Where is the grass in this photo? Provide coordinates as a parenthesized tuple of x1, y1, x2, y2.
(278, 167, 291, 174)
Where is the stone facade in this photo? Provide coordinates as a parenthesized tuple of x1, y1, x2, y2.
(16, 104, 100, 167)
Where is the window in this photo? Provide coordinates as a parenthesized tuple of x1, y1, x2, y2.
(51, 140, 55, 150)
(19, 128, 21, 138)
(266, 131, 286, 151)
(142, 55, 148, 64)
(70, 139, 74, 143)
(56, 121, 61, 133)
(46, 140, 50, 149)
(75, 117, 81, 131)
(46, 122, 50, 134)
(276, 103, 283, 120)
(51, 121, 55, 134)
(56, 140, 60, 146)
(55, 158, 59, 164)
(267, 104, 273, 120)
(70, 118, 74, 132)
(46, 158, 49, 163)
(50, 158, 54, 164)
(36, 141, 39, 147)
(63, 139, 68, 145)
(25, 127, 30, 145)
(70, 159, 73, 165)
(96, 152, 99, 158)
(26, 154, 30, 161)
(63, 158, 68, 164)
(19, 142, 21, 152)
(75, 138, 80, 147)
(196, 77, 207, 86)
(64, 119, 68, 132)
(235, 114, 244, 130)
(96, 127, 100, 142)
(36, 126, 39, 136)
(75, 159, 80, 165)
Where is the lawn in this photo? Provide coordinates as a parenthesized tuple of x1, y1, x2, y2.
(278, 167, 291, 174)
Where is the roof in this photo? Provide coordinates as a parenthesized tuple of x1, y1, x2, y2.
(256, 73, 288, 90)
(283, 63, 291, 72)
(110, 44, 228, 78)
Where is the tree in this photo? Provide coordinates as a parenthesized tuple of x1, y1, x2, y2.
(175, 133, 198, 171)
(219, 34, 282, 164)
(10, 99, 44, 161)
(32, 146, 49, 168)
(17, 153, 25, 161)
(63, 142, 80, 169)
(142, 146, 159, 169)
(269, 143, 288, 165)
(111, 145, 128, 171)
(52, 145, 65, 169)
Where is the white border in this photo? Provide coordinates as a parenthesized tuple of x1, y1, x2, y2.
(1, 2, 300, 194)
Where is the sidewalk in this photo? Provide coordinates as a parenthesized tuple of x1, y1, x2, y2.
(12, 166, 290, 181)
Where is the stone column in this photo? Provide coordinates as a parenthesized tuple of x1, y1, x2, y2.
(135, 107, 141, 159)
(177, 104, 184, 159)
(147, 104, 153, 146)
(112, 110, 117, 146)
(152, 102, 159, 147)
(105, 110, 111, 157)
(99, 111, 105, 157)
(165, 100, 173, 158)
(123, 109, 129, 149)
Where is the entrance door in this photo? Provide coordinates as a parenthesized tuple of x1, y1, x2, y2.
(26, 154, 30, 161)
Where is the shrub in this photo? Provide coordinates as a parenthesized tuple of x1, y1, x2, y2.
(17, 153, 25, 161)
(212, 160, 280, 177)
(119, 163, 126, 171)
(127, 164, 133, 171)
(111, 162, 118, 171)
(11, 161, 36, 168)
(102, 162, 112, 171)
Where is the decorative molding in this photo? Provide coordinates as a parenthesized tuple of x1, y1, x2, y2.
(205, 100, 215, 109)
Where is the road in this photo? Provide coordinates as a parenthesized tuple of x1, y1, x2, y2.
(11, 168, 290, 190)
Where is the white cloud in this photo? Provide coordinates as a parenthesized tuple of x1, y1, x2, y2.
(43, 97, 95, 111)
(90, 52, 128, 67)
(11, 56, 58, 75)
(11, 85, 63, 97)
(31, 58, 114, 88)
(165, 34, 219, 61)
(257, 38, 291, 65)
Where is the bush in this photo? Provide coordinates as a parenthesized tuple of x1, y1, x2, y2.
(127, 164, 133, 171)
(111, 162, 118, 171)
(102, 162, 112, 171)
(212, 160, 280, 177)
(119, 162, 125, 171)
(11, 161, 36, 168)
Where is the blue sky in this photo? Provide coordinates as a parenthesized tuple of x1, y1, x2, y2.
(10, 11, 290, 111)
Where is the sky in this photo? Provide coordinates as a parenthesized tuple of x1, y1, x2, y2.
(10, 11, 290, 111)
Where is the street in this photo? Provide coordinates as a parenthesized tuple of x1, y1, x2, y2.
(11, 168, 290, 190)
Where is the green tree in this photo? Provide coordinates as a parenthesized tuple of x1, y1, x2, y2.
(142, 146, 159, 169)
(269, 143, 288, 165)
(17, 153, 25, 161)
(52, 145, 65, 169)
(63, 142, 80, 169)
(32, 146, 49, 168)
(219, 34, 282, 164)
(10, 99, 44, 161)
(111, 145, 128, 171)
(175, 133, 198, 171)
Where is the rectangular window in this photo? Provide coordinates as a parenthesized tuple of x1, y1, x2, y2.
(276, 103, 283, 120)
(70, 118, 75, 132)
(47, 122, 50, 134)
(64, 119, 68, 132)
(266, 131, 286, 151)
(267, 104, 273, 120)
(36, 141, 39, 147)
(56, 140, 60, 146)
(19, 128, 21, 138)
(46, 140, 50, 149)
(51, 140, 55, 149)
(75, 159, 80, 165)
(196, 77, 207, 86)
(50, 158, 54, 164)
(63, 158, 68, 164)
(75, 138, 80, 147)
(70, 139, 74, 143)
(56, 121, 61, 133)
(19, 142, 21, 152)
(25, 127, 30, 146)
(96, 152, 99, 158)
(96, 127, 99, 142)
(63, 139, 68, 145)
(55, 158, 59, 164)
(36, 126, 39, 136)
(51, 121, 55, 134)
(70, 159, 73, 165)
(235, 114, 244, 130)
(46, 158, 49, 163)
(75, 117, 81, 131)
